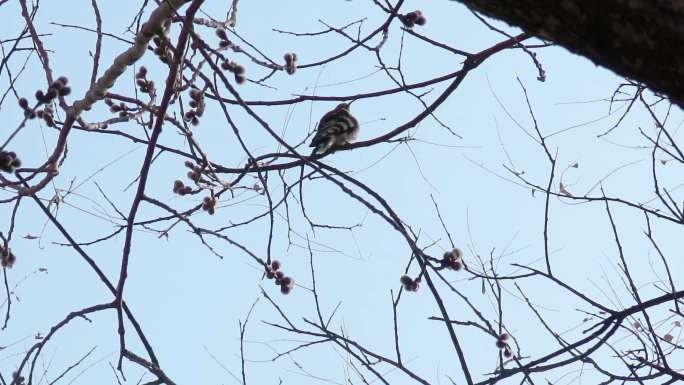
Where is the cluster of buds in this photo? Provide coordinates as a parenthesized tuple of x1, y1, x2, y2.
(36, 76, 71, 104)
(190, 37, 205, 51)
(441, 247, 463, 271)
(152, 35, 173, 63)
(399, 10, 426, 28)
(495, 333, 513, 358)
(36, 103, 55, 127)
(18, 77, 69, 120)
(265, 260, 295, 294)
(400, 275, 420, 292)
(17, 97, 34, 119)
(202, 196, 216, 215)
(283, 53, 297, 75)
(215, 28, 233, 49)
(173, 179, 193, 195)
(184, 89, 205, 126)
(135, 67, 155, 95)
(104, 97, 132, 118)
(0, 151, 21, 173)
(1, 245, 16, 268)
(220, 59, 246, 84)
(184, 160, 208, 184)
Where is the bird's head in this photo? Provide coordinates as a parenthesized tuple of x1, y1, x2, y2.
(336, 102, 350, 110)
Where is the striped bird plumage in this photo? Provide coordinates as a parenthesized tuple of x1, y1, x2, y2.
(310, 103, 359, 155)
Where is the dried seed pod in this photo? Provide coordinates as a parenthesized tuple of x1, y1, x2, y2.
(136, 66, 148, 79)
(59, 86, 71, 97)
(281, 276, 293, 287)
(173, 180, 184, 193)
(0, 151, 21, 173)
(408, 281, 419, 292)
(400, 275, 412, 286)
(285, 63, 296, 75)
(221, 60, 234, 71)
(0, 249, 16, 268)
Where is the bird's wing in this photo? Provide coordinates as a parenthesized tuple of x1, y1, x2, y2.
(317, 108, 340, 130)
(310, 109, 344, 147)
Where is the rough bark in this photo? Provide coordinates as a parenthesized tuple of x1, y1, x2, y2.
(456, 0, 684, 108)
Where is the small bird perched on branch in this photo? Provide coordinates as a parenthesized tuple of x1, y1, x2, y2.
(309, 103, 359, 155)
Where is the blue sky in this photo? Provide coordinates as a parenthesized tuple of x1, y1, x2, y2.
(1, 1, 682, 384)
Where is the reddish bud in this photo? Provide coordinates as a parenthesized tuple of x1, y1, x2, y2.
(281, 276, 293, 287)
(136, 66, 147, 79)
(400, 275, 412, 286)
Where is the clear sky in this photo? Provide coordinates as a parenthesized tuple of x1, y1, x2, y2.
(1, 1, 682, 384)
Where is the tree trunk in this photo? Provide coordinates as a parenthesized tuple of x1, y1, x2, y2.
(455, 0, 684, 108)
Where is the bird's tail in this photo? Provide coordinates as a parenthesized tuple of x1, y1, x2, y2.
(310, 137, 334, 155)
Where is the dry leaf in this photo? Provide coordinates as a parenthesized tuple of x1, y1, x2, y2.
(559, 182, 573, 197)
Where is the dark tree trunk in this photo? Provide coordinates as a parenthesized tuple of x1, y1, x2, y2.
(456, 0, 684, 108)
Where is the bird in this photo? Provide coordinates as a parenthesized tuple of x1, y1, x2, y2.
(309, 103, 359, 155)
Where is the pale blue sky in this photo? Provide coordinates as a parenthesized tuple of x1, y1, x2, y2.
(1, 1, 682, 384)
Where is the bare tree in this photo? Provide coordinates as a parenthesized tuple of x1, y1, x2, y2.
(1, 1, 682, 385)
